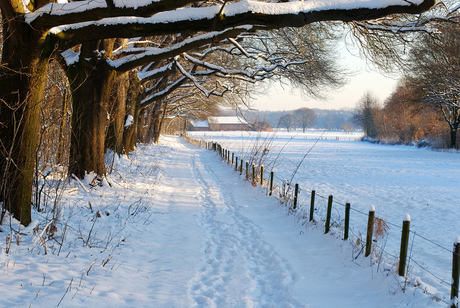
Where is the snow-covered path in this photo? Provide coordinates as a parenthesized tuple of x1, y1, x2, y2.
(0, 136, 443, 307)
(188, 146, 304, 307)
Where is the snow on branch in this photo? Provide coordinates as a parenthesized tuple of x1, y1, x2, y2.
(175, 58, 214, 97)
(137, 63, 175, 81)
(108, 27, 250, 72)
(140, 76, 187, 108)
(27, 0, 197, 26)
(353, 13, 459, 34)
(182, 52, 306, 81)
(43, 0, 435, 51)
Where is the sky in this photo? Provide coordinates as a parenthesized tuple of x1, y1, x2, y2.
(249, 45, 400, 111)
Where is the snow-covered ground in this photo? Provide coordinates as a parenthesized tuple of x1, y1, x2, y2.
(189, 130, 460, 306)
(0, 134, 456, 307)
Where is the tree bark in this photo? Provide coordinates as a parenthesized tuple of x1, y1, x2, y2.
(451, 130, 457, 149)
(106, 71, 130, 155)
(122, 72, 143, 156)
(154, 102, 168, 144)
(0, 12, 48, 225)
(57, 87, 69, 165)
(67, 40, 118, 179)
(148, 102, 162, 143)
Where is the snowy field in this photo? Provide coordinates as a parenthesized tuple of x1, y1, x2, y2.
(188, 130, 460, 305)
(0, 134, 457, 307)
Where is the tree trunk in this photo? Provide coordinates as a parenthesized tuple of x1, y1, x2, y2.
(138, 107, 153, 144)
(57, 88, 70, 165)
(106, 72, 129, 155)
(154, 102, 168, 144)
(123, 73, 142, 156)
(148, 102, 162, 143)
(67, 40, 118, 179)
(0, 17, 48, 225)
(451, 129, 458, 149)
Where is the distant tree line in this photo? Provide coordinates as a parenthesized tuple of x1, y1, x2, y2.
(243, 108, 356, 132)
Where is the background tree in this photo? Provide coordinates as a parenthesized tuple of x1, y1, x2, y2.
(353, 92, 381, 138)
(279, 114, 295, 132)
(382, 78, 427, 143)
(406, 22, 460, 148)
(294, 108, 318, 132)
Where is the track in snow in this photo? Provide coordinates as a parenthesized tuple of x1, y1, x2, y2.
(186, 147, 306, 308)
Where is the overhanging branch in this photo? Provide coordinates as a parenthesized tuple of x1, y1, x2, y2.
(47, 0, 436, 51)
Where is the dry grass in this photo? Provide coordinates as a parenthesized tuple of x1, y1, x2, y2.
(373, 217, 389, 241)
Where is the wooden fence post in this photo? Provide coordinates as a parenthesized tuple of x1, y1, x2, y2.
(246, 161, 249, 180)
(240, 159, 243, 175)
(252, 164, 256, 184)
(269, 171, 274, 196)
(293, 183, 299, 210)
(398, 214, 411, 277)
(451, 238, 460, 308)
(365, 205, 375, 257)
(309, 190, 315, 222)
(344, 202, 350, 240)
(232, 152, 234, 165)
(325, 195, 333, 234)
(235, 157, 238, 171)
(260, 165, 264, 186)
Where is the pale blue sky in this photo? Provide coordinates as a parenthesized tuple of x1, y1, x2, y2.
(250, 45, 400, 111)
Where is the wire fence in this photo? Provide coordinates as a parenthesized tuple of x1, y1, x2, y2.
(184, 136, 460, 307)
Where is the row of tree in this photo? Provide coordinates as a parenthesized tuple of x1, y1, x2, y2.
(278, 108, 318, 132)
(240, 108, 356, 131)
(0, 0, 444, 226)
(354, 22, 460, 149)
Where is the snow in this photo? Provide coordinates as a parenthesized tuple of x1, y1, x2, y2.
(208, 116, 248, 124)
(61, 49, 80, 66)
(124, 114, 134, 128)
(369, 205, 375, 212)
(189, 130, 460, 304)
(0, 134, 455, 306)
(190, 120, 210, 128)
(28, 0, 426, 29)
(404, 213, 411, 222)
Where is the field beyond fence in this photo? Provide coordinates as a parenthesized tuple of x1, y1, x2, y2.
(184, 132, 460, 308)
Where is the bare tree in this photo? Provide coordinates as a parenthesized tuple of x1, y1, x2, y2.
(382, 78, 428, 143)
(279, 114, 295, 132)
(353, 92, 381, 138)
(294, 108, 318, 133)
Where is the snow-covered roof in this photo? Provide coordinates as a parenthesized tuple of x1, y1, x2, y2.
(190, 120, 209, 128)
(208, 116, 248, 125)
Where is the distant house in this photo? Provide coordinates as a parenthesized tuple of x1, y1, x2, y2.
(189, 120, 210, 131)
(208, 116, 249, 131)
